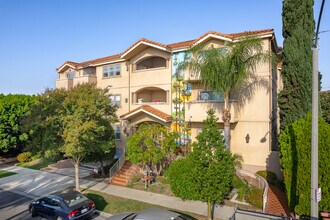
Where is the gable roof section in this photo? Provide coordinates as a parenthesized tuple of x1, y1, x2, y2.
(57, 29, 275, 72)
(56, 61, 79, 72)
(120, 38, 171, 59)
(120, 105, 172, 122)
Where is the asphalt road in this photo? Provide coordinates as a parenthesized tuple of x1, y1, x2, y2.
(0, 189, 40, 220)
(0, 189, 110, 220)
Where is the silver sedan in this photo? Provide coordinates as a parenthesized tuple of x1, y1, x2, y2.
(108, 208, 192, 220)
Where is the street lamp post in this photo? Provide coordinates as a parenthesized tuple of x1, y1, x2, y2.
(311, 0, 325, 219)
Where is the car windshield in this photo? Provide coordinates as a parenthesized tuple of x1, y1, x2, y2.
(63, 193, 88, 208)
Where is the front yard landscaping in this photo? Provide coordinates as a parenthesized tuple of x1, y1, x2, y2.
(127, 173, 174, 196)
(17, 158, 53, 170)
(0, 169, 17, 178)
(83, 189, 218, 220)
(126, 171, 264, 211)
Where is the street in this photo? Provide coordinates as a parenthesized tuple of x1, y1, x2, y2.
(0, 189, 110, 220)
(0, 189, 41, 220)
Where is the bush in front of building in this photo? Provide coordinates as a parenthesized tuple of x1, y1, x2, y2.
(279, 113, 330, 216)
(17, 151, 32, 163)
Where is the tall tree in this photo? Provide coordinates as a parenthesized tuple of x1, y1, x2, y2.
(0, 94, 36, 153)
(167, 109, 241, 220)
(23, 84, 118, 191)
(278, 0, 315, 130)
(22, 89, 67, 157)
(126, 123, 177, 175)
(320, 91, 330, 124)
(179, 37, 270, 149)
(279, 114, 329, 216)
(60, 84, 118, 191)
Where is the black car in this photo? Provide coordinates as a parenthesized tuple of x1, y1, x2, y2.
(29, 189, 95, 220)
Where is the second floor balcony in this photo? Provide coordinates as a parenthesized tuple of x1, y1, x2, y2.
(185, 100, 238, 123)
(55, 75, 97, 90)
(56, 78, 73, 90)
(132, 87, 170, 105)
(72, 75, 97, 87)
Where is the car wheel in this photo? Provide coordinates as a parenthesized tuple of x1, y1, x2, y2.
(30, 206, 37, 217)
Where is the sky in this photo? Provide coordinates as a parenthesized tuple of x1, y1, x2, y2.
(0, 0, 329, 95)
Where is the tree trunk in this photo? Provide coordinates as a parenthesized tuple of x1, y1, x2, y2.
(222, 93, 231, 149)
(207, 200, 212, 220)
(74, 162, 80, 192)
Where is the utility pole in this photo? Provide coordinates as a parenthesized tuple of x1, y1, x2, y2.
(311, 0, 325, 219)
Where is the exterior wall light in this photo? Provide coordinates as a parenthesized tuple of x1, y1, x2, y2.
(245, 134, 250, 143)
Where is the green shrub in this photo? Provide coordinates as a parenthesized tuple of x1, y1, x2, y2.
(17, 152, 32, 163)
(246, 186, 263, 209)
(256, 170, 284, 190)
(279, 114, 330, 215)
(320, 91, 330, 124)
(232, 176, 249, 201)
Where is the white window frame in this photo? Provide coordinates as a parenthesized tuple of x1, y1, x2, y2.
(115, 64, 121, 76)
(109, 95, 121, 107)
(103, 64, 121, 78)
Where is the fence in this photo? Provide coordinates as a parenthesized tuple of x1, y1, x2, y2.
(236, 169, 269, 212)
(125, 164, 140, 184)
(109, 152, 125, 182)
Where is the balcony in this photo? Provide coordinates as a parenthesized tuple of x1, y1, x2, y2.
(183, 70, 200, 82)
(56, 78, 73, 90)
(56, 75, 97, 90)
(185, 100, 238, 123)
(133, 87, 169, 105)
(73, 75, 97, 87)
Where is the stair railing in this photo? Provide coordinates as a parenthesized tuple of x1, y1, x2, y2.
(236, 169, 269, 212)
(125, 165, 140, 184)
(109, 153, 125, 182)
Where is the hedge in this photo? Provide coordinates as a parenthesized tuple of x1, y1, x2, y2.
(279, 113, 330, 216)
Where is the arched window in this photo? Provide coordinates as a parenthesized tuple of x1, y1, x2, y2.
(136, 56, 166, 70)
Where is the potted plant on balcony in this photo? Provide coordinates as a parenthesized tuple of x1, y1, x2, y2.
(138, 98, 144, 104)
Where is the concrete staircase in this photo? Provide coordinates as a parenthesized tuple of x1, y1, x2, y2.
(109, 161, 140, 186)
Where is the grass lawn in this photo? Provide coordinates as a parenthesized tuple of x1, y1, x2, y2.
(127, 173, 174, 196)
(17, 158, 53, 170)
(83, 189, 217, 220)
(0, 169, 17, 178)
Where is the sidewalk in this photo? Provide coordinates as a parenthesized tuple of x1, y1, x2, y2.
(0, 165, 235, 219)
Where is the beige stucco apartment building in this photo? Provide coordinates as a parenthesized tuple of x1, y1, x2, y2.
(56, 29, 282, 175)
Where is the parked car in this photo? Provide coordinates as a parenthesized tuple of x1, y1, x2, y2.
(28, 188, 95, 220)
(107, 208, 192, 220)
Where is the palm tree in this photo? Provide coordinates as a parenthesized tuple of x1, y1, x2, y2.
(178, 37, 271, 149)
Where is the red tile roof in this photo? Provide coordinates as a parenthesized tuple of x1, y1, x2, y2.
(120, 105, 172, 122)
(167, 39, 196, 50)
(121, 38, 170, 57)
(56, 61, 79, 71)
(57, 29, 274, 71)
